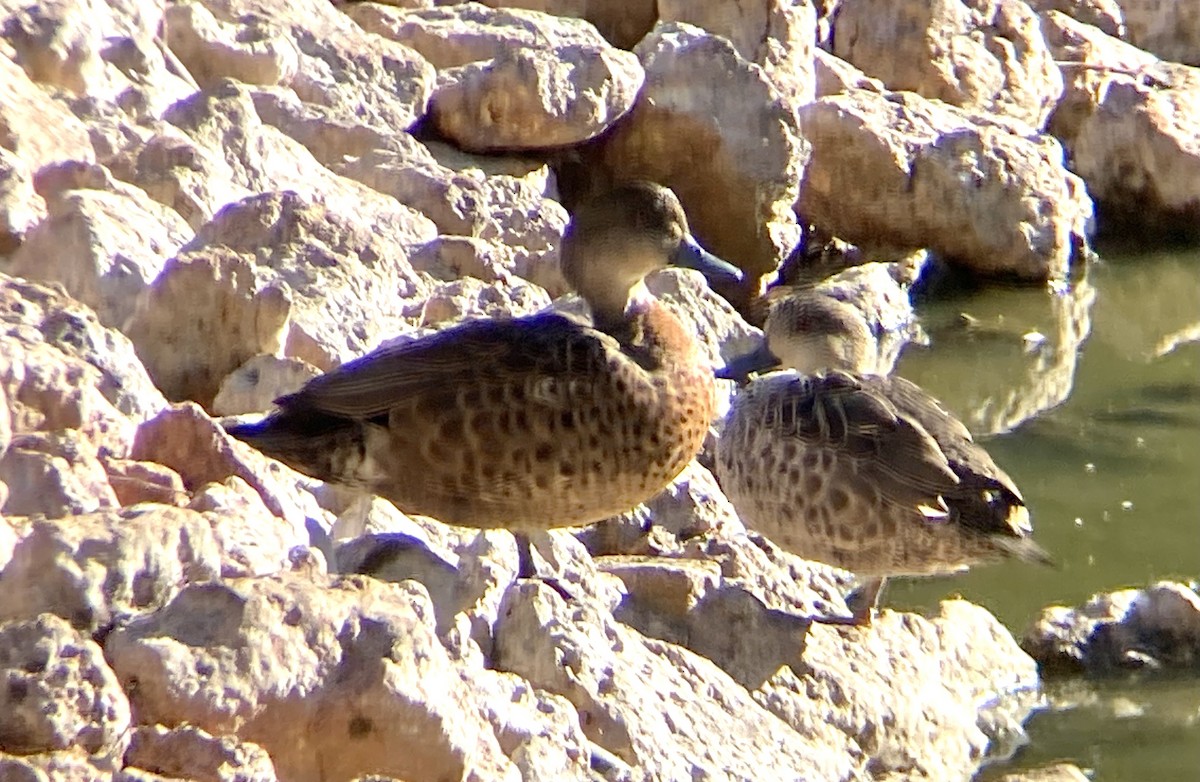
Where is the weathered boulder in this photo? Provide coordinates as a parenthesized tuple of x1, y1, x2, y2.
(1026, 0, 1123, 36)
(1043, 12, 1200, 238)
(455, 0, 658, 50)
(595, 22, 808, 298)
(0, 47, 95, 171)
(1023, 581, 1200, 673)
(832, 0, 1063, 128)
(212, 354, 321, 416)
(164, 0, 434, 134)
(0, 430, 119, 518)
(797, 89, 1093, 281)
(0, 147, 45, 256)
(122, 723, 278, 782)
(1121, 0, 1200, 65)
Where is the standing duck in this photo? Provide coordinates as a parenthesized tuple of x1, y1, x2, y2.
(715, 290, 1051, 623)
(225, 182, 742, 549)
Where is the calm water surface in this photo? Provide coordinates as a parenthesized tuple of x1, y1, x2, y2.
(884, 247, 1200, 781)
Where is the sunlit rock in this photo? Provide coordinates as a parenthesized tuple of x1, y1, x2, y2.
(1121, 0, 1200, 65)
(123, 724, 278, 782)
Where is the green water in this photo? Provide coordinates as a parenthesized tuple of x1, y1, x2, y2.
(885, 247, 1200, 780)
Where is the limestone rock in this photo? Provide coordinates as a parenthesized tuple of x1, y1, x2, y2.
(833, 0, 1064, 128)
(463, 0, 657, 50)
(123, 724, 278, 782)
(0, 506, 222, 633)
(0, 147, 45, 256)
(187, 476, 312, 579)
(813, 48, 885, 97)
(596, 22, 808, 295)
(797, 89, 1093, 281)
(997, 762, 1092, 782)
(105, 574, 524, 782)
(1042, 12, 1200, 238)
(0, 274, 167, 455)
(0, 44, 95, 170)
(212, 354, 321, 417)
(0, 613, 130, 757)
(1121, 0, 1200, 65)
(0, 431, 119, 518)
(0, 750, 115, 781)
(7, 161, 193, 329)
(1022, 581, 1200, 673)
(101, 457, 187, 507)
(433, 43, 643, 151)
(419, 276, 551, 328)
(1026, 0, 1123, 36)
(658, 0, 817, 106)
(164, 0, 434, 134)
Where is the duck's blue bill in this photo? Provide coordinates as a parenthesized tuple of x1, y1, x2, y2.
(715, 341, 781, 383)
(672, 235, 744, 284)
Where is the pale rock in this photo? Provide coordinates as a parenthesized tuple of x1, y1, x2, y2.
(188, 476, 310, 579)
(432, 40, 644, 151)
(8, 161, 192, 329)
(833, 0, 1064, 128)
(249, 86, 401, 167)
(1121, 0, 1200, 65)
(0, 750, 115, 781)
(0, 515, 24, 578)
(1042, 13, 1200, 236)
(212, 354, 321, 416)
(1022, 581, 1200, 672)
(900, 269, 1095, 435)
(813, 48, 885, 97)
(101, 457, 187, 507)
(349, 2, 611, 69)
(105, 574, 522, 782)
(106, 125, 254, 231)
(658, 0, 818, 106)
(165, 0, 434, 134)
(494, 581, 853, 780)
(0, 431, 119, 517)
(0, 147, 45, 255)
(797, 89, 1092, 281)
(419, 276, 551, 328)
(0, 506, 221, 633)
(409, 235, 518, 284)
(0, 377, 10, 457)
(0, 51, 95, 169)
(1026, 0, 1123, 36)
(161, 82, 437, 248)
(596, 23, 808, 293)
(123, 723, 278, 782)
(0, 274, 167, 453)
(124, 251, 292, 405)
(130, 402, 328, 530)
(996, 761, 1092, 782)
(462, 0, 658, 50)
(0, 613, 130, 756)
(1, 0, 191, 113)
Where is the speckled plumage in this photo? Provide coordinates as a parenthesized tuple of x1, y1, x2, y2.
(715, 290, 1050, 619)
(225, 182, 740, 531)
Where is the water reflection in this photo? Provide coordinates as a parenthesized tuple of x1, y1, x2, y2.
(886, 247, 1200, 782)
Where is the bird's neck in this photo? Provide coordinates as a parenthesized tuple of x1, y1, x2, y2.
(600, 289, 701, 371)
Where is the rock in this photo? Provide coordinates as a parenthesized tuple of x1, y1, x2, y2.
(1042, 12, 1200, 238)
(1022, 581, 1200, 673)
(812, 48, 885, 97)
(797, 89, 1093, 281)
(419, 276, 552, 328)
(0, 274, 167, 457)
(432, 41, 643, 152)
(0, 45, 95, 170)
(7, 161, 193, 329)
(495, 580, 852, 780)
(164, 0, 434, 134)
(1121, 0, 1200, 65)
(0, 431, 119, 518)
(105, 574, 524, 782)
(438, 0, 658, 51)
(0, 749, 116, 781)
(0, 147, 45, 256)
(833, 0, 1064, 129)
(0, 506, 221, 633)
(658, 0, 818, 106)
(212, 354, 321, 416)
(996, 762, 1092, 782)
(595, 22, 808, 297)
(123, 724, 278, 782)
(187, 476, 312, 579)
(101, 457, 187, 507)
(1026, 0, 1123, 36)
(0, 613, 130, 756)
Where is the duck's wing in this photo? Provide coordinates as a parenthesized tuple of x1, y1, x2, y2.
(780, 371, 961, 511)
(276, 313, 617, 419)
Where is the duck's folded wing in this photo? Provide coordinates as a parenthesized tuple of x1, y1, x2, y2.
(276, 313, 613, 418)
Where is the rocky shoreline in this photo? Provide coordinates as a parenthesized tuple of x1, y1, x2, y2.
(2, 1, 1199, 780)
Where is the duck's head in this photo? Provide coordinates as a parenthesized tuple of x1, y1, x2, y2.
(562, 181, 743, 322)
(717, 289, 876, 382)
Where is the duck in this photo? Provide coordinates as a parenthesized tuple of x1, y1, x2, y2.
(225, 181, 743, 562)
(714, 289, 1051, 624)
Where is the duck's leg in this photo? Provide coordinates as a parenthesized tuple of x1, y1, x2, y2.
(515, 531, 574, 601)
(844, 576, 887, 626)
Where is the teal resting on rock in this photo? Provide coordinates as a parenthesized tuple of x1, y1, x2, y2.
(715, 290, 1052, 624)
(225, 182, 742, 548)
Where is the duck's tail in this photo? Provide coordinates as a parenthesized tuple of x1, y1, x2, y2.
(223, 410, 367, 487)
